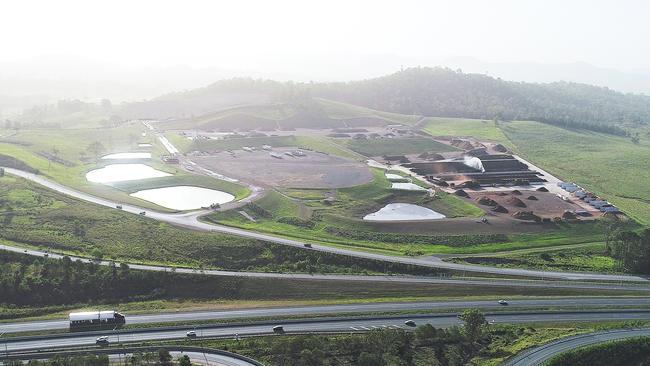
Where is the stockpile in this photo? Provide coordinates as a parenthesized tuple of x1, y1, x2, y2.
(512, 211, 541, 221)
(506, 197, 527, 207)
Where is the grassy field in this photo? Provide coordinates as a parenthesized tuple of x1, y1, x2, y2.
(338, 136, 459, 156)
(423, 117, 650, 225)
(0, 176, 431, 275)
(451, 243, 621, 273)
(0, 125, 250, 210)
(501, 120, 650, 225)
(424, 117, 512, 145)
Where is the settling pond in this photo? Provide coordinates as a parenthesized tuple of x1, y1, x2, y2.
(391, 182, 426, 191)
(86, 164, 171, 183)
(102, 152, 151, 159)
(130, 185, 235, 210)
(363, 203, 446, 221)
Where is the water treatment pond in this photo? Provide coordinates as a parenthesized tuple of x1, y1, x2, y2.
(86, 164, 171, 183)
(363, 203, 446, 221)
(391, 182, 426, 191)
(102, 152, 151, 159)
(130, 186, 235, 210)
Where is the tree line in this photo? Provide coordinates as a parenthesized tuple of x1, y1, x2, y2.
(606, 228, 650, 274)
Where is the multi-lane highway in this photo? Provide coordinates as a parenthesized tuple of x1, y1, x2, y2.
(504, 328, 650, 366)
(3, 167, 649, 283)
(4, 311, 650, 354)
(3, 298, 650, 334)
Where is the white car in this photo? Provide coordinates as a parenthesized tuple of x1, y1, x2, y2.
(498, 300, 508, 305)
(186, 331, 197, 338)
(96, 336, 109, 345)
(404, 320, 416, 327)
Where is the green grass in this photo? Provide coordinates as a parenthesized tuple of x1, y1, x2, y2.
(501, 120, 650, 225)
(339, 136, 458, 156)
(0, 176, 430, 275)
(451, 243, 620, 273)
(423, 117, 512, 145)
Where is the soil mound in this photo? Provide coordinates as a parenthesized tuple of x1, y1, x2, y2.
(511, 189, 522, 195)
(493, 143, 508, 153)
(512, 211, 541, 221)
(454, 189, 469, 197)
(476, 196, 498, 206)
(496, 192, 508, 196)
(492, 204, 509, 213)
(417, 152, 445, 161)
(506, 197, 527, 207)
(536, 186, 549, 192)
(526, 195, 539, 200)
(562, 211, 577, 219)
(450, 139, 475, 150)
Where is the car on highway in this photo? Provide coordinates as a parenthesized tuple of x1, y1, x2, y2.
(95, 336, 109, 345)
(139, 211, 146, 216)
(498, 299, 508, 305)
(116, 205, 122, 209)
(272, 325, 284, 334)
(404, 320, 416, 327)
(186, 331, 197, 338)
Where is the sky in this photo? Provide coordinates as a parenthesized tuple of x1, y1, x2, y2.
(1, 0, 650, 101)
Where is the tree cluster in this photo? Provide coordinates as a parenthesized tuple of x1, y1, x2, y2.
(607, 228, 650, 273)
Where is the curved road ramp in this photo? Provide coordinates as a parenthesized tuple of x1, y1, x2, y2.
(3, 346, 264, 366)
(503, 328, 650, 366)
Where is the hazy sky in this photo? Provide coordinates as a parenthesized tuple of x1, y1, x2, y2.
(2, 0, 649, 77)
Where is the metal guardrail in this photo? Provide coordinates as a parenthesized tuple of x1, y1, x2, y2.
(2, 345, 265, 366)
(502, 327, 650, 366)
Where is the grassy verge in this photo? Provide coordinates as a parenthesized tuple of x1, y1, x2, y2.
(0, 177, 435, 276)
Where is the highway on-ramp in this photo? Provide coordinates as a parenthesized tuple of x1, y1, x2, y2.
(504, 328, 650, 366)
(3, 298, 650, 334)
(4, 311, 650, 354)
(3, 167, 649, 283)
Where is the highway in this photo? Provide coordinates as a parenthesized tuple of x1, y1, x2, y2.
(3, 241, 650, 294)
(4, 311, 650, 354)
(504, 328, 650, 366)
(4, 167, 649, 283)
(5, 347, 262, 366)
(3, 298, 650, 334)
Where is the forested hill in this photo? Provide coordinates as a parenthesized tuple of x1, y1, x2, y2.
(311, 67, 650, 134)
(121, 67, 650, 135)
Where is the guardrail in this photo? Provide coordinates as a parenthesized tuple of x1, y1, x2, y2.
(3, 345, 264, 366)
(502, 327, 650, 366)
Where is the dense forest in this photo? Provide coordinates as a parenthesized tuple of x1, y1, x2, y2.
(312, 67, 650, 134)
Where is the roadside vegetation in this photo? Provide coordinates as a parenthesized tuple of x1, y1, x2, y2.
(0, 176, 434, 276)
(544, 336, 650, 366)
(157, 312, 649, 366)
